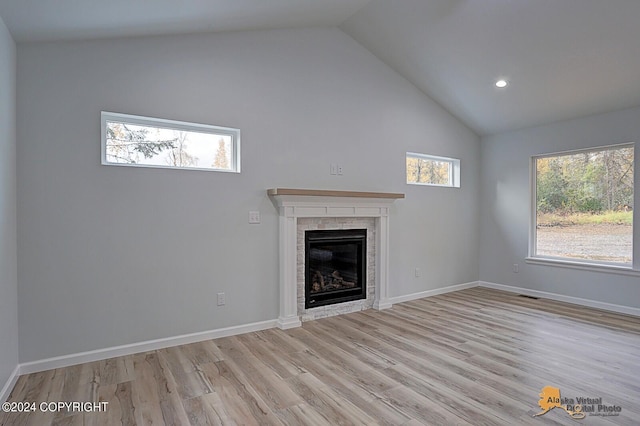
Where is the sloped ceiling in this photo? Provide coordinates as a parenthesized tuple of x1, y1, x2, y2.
(342, 0, 640, 135)
(2, 0, 640, 136)
(0, 0, 371, 42)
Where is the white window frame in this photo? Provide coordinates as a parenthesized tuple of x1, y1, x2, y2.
(406, 152, 460, 188)
(101, 111, 241, 173)
(527, 143, 636, 273)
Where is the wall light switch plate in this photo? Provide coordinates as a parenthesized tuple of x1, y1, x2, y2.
(330, 164, 337, 175)
(249, 211, 261, 224)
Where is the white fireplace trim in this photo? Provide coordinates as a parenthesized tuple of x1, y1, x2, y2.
(268, 190, 403, 329)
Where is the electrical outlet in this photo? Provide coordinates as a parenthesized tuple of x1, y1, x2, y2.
(337, 164, 344, 175)
(217, 292, 226, 306)
(513, 263, 519, 273)
(415, 267, 421, 277)
(248, 211, 260, 224)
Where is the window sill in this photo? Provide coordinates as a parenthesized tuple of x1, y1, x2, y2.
(525, 257, 640, 277)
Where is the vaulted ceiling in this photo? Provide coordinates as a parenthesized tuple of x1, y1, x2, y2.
(2, 0, 640, 136)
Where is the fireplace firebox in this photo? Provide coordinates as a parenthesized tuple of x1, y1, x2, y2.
(305, 229, 367, 309)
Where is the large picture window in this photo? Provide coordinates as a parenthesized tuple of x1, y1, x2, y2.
(101, 112, 240, 172)
(532, 144, 634, 266)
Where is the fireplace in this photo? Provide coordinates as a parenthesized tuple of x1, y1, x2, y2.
(268, 188, 404, 329)
(305, 229, 367, 308)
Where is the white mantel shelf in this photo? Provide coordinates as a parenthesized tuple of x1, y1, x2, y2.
(267, 188, 405, 199)
(268, 188, 404, 330)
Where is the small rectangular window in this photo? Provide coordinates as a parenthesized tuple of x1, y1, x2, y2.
(532, 144, 634, 266)
(406, 152, 460, 187)
(101, 112, 240, 172)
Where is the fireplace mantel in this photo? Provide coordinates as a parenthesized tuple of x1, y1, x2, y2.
(268, 188, 404, 329)
(267, 188, 405, 199)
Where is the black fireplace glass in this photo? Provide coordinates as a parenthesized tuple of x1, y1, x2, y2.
(305, 229, 366, 309)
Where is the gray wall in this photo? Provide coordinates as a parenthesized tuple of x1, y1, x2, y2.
(17, 28, 480, 362)
(480, 106, 640, 308)
(0, 15, 18, 392)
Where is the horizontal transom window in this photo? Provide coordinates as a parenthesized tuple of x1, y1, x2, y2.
(406, 152, 460, 187)
(101, 112, 240, 172)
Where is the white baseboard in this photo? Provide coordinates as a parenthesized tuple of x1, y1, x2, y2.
(479, 281, 640, 317)
(1, 364, 20, 403)
(4, 282, 481, 380)
(11, 279, 639, 389)
(389, 281, 479, 305)
(277, 316, 302, 330)
(19, 319, 278, 375)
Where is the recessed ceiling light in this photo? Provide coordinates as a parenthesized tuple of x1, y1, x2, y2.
(495, 79, 508, 88)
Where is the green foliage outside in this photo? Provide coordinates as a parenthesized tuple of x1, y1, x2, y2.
(536, 146, 633, 216)
(106, 122, 177, 164)
(106, 121, 233, 170)
(537, 210, 632, 227)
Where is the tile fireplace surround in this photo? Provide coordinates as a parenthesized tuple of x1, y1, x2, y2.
(268, 189, 404, 329)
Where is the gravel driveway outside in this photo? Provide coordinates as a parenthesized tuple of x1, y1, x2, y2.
(536, 223, 632, 263)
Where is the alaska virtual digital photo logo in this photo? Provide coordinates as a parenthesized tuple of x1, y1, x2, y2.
(533, 386, 622, 419)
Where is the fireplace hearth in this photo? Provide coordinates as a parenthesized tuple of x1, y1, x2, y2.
(305, 229, 367, 308)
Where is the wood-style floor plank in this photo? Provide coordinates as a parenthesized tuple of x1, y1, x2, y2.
(2, 287, 639, 425)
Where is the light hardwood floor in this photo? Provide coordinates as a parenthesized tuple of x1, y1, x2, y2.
(2, 287, 639, 425)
